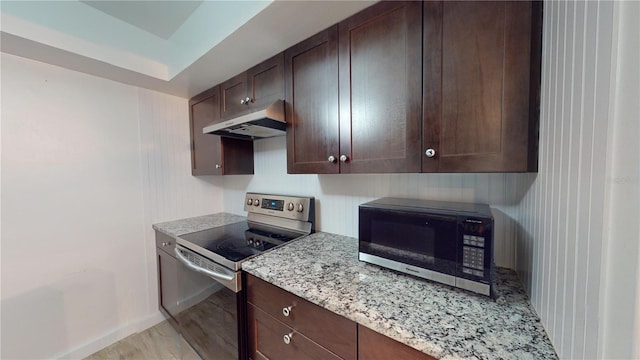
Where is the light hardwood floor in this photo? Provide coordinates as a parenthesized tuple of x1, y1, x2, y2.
(84, 321, 200, 360)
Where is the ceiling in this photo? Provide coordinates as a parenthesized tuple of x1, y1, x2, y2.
(0, 0, 376, 98)
(80, 1, 203, 40)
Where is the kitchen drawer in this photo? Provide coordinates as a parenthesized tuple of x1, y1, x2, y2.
(155, 231, 176, 256)
(246, 274, 356, 359)
(247, 304, 341, 360)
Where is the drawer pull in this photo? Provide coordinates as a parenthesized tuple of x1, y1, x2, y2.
(162, 242, 171, 247)
(283, 332, 294, 345)
(282, 305, 293, 317)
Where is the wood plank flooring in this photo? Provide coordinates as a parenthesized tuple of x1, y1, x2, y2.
(84, 321, 201, 360)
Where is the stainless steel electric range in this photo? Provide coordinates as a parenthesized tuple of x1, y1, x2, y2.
(173, 193, 315, 360)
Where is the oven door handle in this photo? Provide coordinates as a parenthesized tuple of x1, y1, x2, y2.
(174, 247, 235, 282)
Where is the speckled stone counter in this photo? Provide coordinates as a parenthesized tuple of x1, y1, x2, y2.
(152, 213, 245, 237)
(243, 232, 558, 360)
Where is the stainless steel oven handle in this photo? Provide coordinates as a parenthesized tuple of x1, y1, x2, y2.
(174, 247, 234, 282)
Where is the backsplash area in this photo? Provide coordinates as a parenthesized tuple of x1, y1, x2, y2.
(223, 136, 528, 268)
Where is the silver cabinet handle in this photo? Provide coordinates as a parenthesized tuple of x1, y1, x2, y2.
(425, 148, 436, 158)
(174, 247, 234, 281)
(162, 242, 171, 247)
(339, 155, 349, 162)
(283, 332, 294, 345)
(282, 305, 293, 317)
(215, 164, 222, 169)
(328, 155, 336, 163)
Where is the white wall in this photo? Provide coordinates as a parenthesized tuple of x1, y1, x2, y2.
(136, 88, 224, 324)
(510, 1, 639, 359)
(0, 53, 223, 359)
(223, 137, 529, 268)
(600, 1, 640, 358)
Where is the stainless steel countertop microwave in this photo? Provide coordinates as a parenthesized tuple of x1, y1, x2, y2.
(358, 197, 495, 297)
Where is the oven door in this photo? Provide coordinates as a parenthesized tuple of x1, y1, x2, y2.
(359, 207, 459, 284)
(174, 245, 246, 360)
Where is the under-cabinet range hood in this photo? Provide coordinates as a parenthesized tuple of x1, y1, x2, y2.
(203, 100, 285, 140)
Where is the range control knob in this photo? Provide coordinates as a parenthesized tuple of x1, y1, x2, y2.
(287, 202, 295, 211)
(247, 198, 253, 206)
(253, 199, 260, 207)
(296, 203, 304, 213)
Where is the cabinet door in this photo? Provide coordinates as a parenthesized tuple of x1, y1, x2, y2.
(157, 248, 179, 328)
(221, 72, 249, 121)
(285, 27, 339, 174)
(423, 1, 540, 172)
(358, 325, 436, 360)
(190, 87, 223, 175)
(247, 53, 284, 111)
(338, 1, 422, 173)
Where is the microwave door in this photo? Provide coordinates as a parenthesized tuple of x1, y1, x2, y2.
(359, 209, 458, 276)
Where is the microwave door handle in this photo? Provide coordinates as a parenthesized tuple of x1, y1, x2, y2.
(174, 247, 234, 282)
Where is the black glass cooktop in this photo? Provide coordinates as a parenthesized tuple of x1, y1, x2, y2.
(178, 221, 303, 270)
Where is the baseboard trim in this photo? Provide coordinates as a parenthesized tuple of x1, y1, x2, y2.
(57, 311, 166, 359)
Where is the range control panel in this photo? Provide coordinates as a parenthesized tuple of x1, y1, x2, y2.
(261, 199, 285, 211)
(243, 193, 314, 222)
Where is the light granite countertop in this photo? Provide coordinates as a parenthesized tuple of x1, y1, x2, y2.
(152, 212, 246, 237)
(243, 232, 558, 360)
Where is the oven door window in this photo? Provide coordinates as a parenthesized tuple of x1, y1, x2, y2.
(359, 209, 458, 275)
(176, 261, 240, 360)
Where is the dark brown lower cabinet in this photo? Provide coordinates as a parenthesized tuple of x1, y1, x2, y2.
(156, 231, 179, 329)
(247, 304, 341, 360)
(246, 274, 439, 360)
(358, 325, 436, 360)
(246, 274, 356, 360)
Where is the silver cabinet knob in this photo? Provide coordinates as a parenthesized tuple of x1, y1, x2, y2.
(328, 155, 336, 163)
(296, 203, 304, 213)
(282, 305, 293, 317)
(240, 98, 245, 105)
(283, 332, 294, 345)
(287, 202, 294, 211)
(162, 242, 170, 247)
(425, 148, 436, 158)
(339, 155, 349, 162)
(245, 96, 252, 104)
(215, 164, 222, 169)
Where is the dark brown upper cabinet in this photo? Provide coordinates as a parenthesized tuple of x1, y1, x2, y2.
(286, 27, 340, 174)
(422, 1, 542, 172)
(284, 1, 541, 174)
(189, 86, 254, 176)
(286, 2, 422, 174)
(220, 53, 285, 121)
(338, 1, 423, 173)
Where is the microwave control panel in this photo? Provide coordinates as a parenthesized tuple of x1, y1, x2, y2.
(461, 219, 492, 278)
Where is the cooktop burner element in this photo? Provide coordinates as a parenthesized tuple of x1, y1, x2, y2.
(177, 193, 315, 271)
